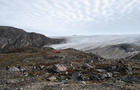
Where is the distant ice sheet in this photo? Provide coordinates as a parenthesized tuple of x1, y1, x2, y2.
(50, 35, 140, 51)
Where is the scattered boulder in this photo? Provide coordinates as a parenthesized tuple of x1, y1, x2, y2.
(71, 72, 86, 81)
(82, 63, 94, 69)
(89, 72, 100, 81)
(81, 81, 86, 85)
(96, 69, 106, 73)
(106, 72, 113, 78)
(116, 65, 128, 72)
(111, 65, 117, 71)
(17, 66, 26, 72)
(90, 74, 100, 81)
(52, 64, 67, 72)
(8, 66, 20, 72)
(113, 72, 120, 77)
(61, 80, 68, 84)
(40, 65, 45, 70)
(71, 72, 81, 81)
(23, 72, 29, 77)
(100, 73, 108, 80)
(47, 76, 57, 81)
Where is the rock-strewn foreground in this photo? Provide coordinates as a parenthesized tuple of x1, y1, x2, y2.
(0, 26, 64, 53)
(0, 47, 140, 90)
(0, 27, 140, 90)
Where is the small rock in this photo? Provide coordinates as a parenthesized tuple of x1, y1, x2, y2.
(100, 72, 112, 80)
(71, 72, 85, 81)
(82, 63, 94, 69)
(100, 74, 108, 80)
(17, 66, 26, 72)
(89, 72, 100, 81)
(65, 71, 68, 75)
(40, 65, 45, 70)
(23, 72, 28, 77)
(81, 81, 86, 84)
(47, 76, 57, 81)
(111, 66, 117, 71)
(8, 66, 20, 72)
(61, 80, 68, 84)
(113, 72, 120, 77)
(71, 72, 81, 81)
(96, 69, 106, 73)
(106, 72, 113, 78)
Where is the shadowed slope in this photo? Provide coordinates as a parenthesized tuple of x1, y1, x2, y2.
(0, 26, 64, 53)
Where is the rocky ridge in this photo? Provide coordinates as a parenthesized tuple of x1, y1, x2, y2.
(0, 26, 64, 53)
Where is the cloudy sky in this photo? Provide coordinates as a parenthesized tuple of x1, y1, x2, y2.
(0, 0, 140, 36)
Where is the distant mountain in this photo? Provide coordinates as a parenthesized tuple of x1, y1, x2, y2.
(86, 43, 140, 59)
(0, 26, 64, 53)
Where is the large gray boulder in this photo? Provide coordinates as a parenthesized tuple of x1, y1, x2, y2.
(0, 26, 64, 53)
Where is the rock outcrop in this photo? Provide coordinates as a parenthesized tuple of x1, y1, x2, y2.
(0, 26, 64, 53)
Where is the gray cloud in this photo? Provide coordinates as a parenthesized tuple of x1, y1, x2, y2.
(0, 0, 140, 36)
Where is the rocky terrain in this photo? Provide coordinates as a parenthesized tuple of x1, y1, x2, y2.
(0, 26, 64, 53)
(0, 27, 140, 90)
(0, 47, 140, 90)
(86, 43, 140, 59)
